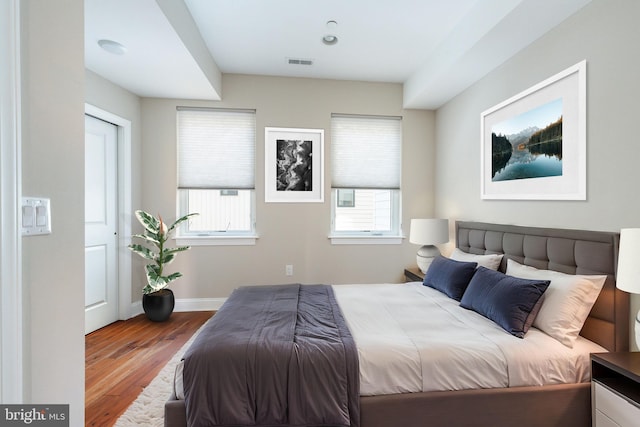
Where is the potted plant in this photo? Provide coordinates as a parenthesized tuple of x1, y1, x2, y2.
(129, 210, 197, 321)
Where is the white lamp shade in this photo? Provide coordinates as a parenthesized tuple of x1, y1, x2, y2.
(409, 219, 449, 245)
(617, 228, 640, 350)
(617, 228, 640, 294)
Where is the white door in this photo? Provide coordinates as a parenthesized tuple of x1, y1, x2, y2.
(85, 114, 118, 334)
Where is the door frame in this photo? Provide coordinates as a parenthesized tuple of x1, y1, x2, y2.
(85, 104, 132, 321)
(0, 0, 22, 403)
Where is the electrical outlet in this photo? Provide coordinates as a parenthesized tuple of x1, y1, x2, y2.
(285, 264, 293, 276)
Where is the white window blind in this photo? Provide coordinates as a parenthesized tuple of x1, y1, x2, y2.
(178, 108, 255, 189)
(331, 114, 401, 189)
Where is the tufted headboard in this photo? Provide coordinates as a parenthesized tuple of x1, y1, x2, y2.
(455, 221, 629, 352)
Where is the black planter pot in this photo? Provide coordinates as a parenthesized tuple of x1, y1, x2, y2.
(142, 288, 175, 322)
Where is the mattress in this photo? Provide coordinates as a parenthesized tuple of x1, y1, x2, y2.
(334, 282, 606, 395)
(174, 282, 605, 400)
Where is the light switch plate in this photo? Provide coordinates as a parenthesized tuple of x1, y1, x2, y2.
(21, 197, 51, 236)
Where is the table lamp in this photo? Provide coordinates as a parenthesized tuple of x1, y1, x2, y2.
(409, 218, 449, 273)
(616, 228, 640, 349)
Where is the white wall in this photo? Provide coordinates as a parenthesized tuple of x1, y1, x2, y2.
(434, 0, 640, 348)
(21, 0, 85, 422)
(139, 74, 435, 300)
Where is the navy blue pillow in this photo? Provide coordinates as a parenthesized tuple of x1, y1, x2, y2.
(422, 256, 478, 301)
(460, 267, 550, 338)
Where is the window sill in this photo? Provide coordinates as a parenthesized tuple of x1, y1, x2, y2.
(329, 235, 404, 245)
(175, 235, 258, 246)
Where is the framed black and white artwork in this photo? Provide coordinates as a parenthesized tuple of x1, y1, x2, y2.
(264, 127, 324, 203)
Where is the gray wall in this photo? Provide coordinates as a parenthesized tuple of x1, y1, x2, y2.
(434, 0, 640, 348)
(21, 0, 85, 420)
(140, 74, 435, 299)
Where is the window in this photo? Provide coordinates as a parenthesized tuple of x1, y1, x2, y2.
(177, 108, 256, 243)
(336, 189, 355, 208)
(330, 114, 402, 243)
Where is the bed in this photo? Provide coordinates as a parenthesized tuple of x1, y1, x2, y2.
(164, 221, 630, 427)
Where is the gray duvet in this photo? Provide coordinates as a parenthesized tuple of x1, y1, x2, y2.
(182, 284, 360, 427)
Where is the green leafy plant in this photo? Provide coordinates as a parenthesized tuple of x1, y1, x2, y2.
(128, 210, 198, 294)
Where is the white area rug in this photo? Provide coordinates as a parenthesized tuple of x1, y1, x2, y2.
(114, 325, 203, 427)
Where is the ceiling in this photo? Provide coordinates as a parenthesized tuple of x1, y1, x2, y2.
(85, 0, 592, 109)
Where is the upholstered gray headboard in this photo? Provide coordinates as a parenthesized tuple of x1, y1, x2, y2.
(455, 221, 629, 352)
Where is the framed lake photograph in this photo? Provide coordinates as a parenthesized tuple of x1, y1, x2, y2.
(480, 60, 586, 200)
(265, 127, 324, 203)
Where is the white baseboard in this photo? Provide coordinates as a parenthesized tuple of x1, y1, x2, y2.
(128, 297, 226, 320)
(129, 300, 143, 318)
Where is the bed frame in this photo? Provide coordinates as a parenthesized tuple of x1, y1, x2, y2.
(164, 221, 629, 427)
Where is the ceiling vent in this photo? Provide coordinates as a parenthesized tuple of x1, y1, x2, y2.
(287, 58, 313, 66)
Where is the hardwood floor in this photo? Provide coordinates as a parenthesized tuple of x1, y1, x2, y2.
(85, 311, 213, 426)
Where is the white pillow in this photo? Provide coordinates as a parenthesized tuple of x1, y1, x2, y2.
(505, 259, 606, 348)
(449, 248, 503, 271)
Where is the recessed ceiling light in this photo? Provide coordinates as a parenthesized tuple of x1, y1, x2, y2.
(323, 20, 338, 45)
(98, 39, 127, 55)
(322, 34, 338, 46)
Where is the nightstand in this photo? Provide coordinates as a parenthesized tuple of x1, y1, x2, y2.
(404, 268, 424, 283)
(591, 352, 640, 427)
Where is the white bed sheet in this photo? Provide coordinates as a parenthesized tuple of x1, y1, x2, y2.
(332, 282, 606, 396)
